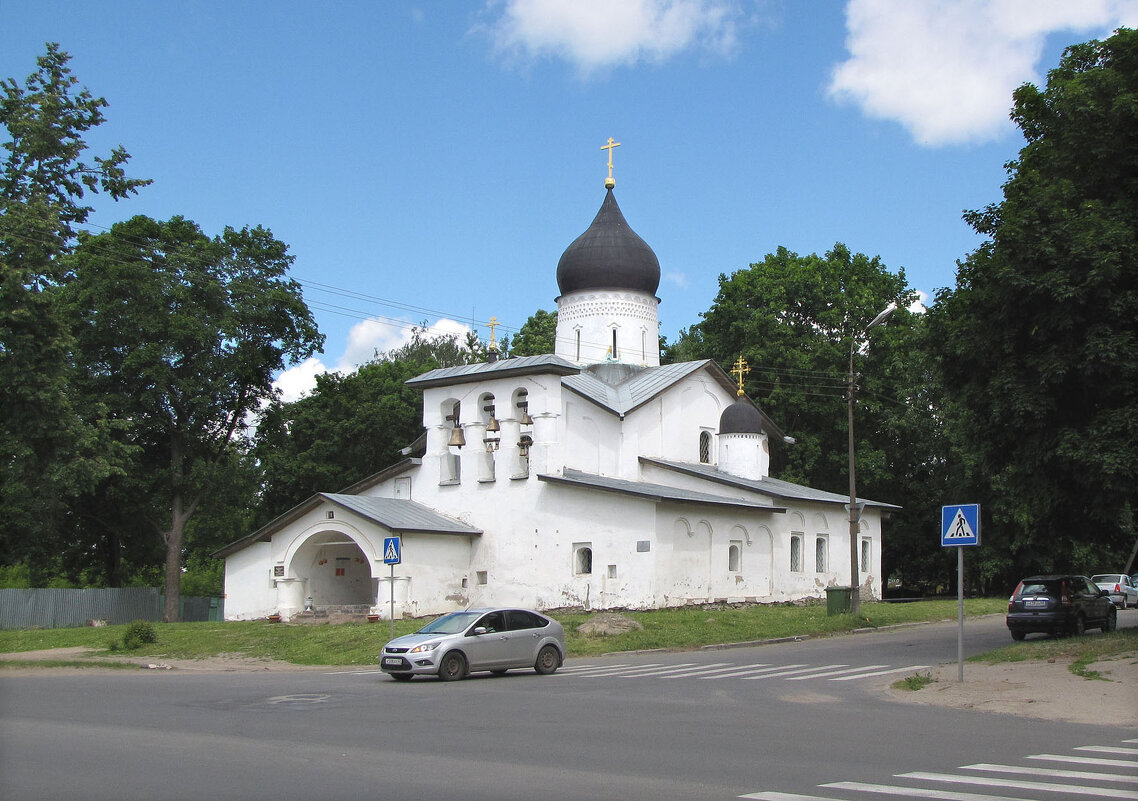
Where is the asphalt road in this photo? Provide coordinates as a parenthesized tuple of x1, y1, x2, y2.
(2, 614, 1135, 801)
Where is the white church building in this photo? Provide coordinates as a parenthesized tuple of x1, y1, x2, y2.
(217, 158, 896, 621)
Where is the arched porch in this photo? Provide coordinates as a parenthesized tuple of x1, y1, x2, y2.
(282, 530, 378, 617)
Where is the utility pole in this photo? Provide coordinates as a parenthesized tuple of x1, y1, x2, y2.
(848, 304, 896, 617)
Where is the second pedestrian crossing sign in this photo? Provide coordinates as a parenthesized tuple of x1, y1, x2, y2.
(941, 504, 980, 546)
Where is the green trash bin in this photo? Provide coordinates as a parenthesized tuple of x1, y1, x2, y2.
(826, 586, 852, 615)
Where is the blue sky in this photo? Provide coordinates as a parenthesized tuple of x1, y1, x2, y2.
(4, 1, 1135, 400)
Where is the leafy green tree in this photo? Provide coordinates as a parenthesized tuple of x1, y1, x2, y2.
(382, 322, 483, 366)
(692, 245, 953, 591)
(62, 215, 323, 620)
(252, 358, 429, 523)
(695, 244, 919, 487)
(927, 28, 1138, 586)
(508, 309, 557, 356)
(0, 43, 148, 571)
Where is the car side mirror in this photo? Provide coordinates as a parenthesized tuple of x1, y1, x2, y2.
(471, 626, 488, 636)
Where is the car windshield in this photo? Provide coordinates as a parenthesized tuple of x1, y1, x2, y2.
(416, 611, 481, 635)
(1092, 574, 1122, 583)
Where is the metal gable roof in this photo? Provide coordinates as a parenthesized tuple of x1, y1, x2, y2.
(406, 354, 580, 389)
(562, 360, 713, 417)
(538, 468, 786, 513)
(211, 492, 481, 558)
(320, 494, 483, 535)
(639, 457, 901, 509)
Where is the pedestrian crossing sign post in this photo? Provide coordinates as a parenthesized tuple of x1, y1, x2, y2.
(383, 536, 402, 639)
(941, 504, 980, 547)
(941, 503, 980, 683)
(383, 536, 402, 565)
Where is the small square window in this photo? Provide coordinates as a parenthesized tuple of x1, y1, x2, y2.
(476, 570, 488, 585)
(607, 564, 617, 579)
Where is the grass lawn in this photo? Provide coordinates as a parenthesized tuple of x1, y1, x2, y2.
(0, 598, 1008, 668)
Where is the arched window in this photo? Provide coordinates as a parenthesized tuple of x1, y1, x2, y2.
(815, 536, 827, 572)
(728, 542, 741, 572)
(699, 431, 712, 463)
(790, 534, 803, 572)
(574, 544, 593, 575)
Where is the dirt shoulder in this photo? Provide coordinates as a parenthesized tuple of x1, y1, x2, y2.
(881, 654, 1138, 727)
(3, 646, 1135, 727)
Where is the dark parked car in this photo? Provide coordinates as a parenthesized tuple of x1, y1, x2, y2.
(1006, 574, 1117, 640)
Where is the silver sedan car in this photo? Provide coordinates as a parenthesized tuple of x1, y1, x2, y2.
(1092, 574, 1138, 609)
(379, 607, 565, 681)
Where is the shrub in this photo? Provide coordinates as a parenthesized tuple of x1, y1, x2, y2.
(121, 620, 157, 650)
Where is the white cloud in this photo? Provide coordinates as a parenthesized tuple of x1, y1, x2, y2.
(663, 270, 691, 289)
(828, 0, 1138, 146)
(271, 317, 475, 402)
(273, 356, 328, 404)
(485, 0, 741, 73)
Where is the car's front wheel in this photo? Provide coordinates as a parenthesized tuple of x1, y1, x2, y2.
(534, 644, 561, 675)
(438, 651, 467, 681)
(1104, 606, 1117, 633)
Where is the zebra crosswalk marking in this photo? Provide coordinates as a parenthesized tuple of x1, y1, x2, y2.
(829, 664, 930, 681)
(895, 770, 1138, 797)
(784, 664, 888, 680)
(741, 664, 848, 680)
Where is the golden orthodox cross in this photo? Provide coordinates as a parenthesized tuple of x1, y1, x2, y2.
(731, 356, 750, 396)
(487, 316, 499, 350)
(601, 137, 621, 187)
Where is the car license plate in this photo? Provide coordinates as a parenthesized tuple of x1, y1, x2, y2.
(382, 657, 403, 667)
(1024, 599, 1047, 608)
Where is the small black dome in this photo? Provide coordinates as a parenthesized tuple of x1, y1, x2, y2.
(719, 396, 764, 435)
(556, 188, 660, 296)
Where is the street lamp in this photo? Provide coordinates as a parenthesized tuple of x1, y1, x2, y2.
(848, 303, 896, 617)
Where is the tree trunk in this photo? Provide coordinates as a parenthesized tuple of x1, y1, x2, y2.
(162, 491, 188, 623)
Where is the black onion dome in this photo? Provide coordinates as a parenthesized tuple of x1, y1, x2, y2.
(719, 396, 764, 435)
(556, 188, 661, 296)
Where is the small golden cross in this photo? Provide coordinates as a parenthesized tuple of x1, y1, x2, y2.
(487, 316, 499, 350)
(601, 137, 621, 187)
(731, 357, 750, 396)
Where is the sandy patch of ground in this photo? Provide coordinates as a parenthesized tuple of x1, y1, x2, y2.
(882, 654, 1138, 727)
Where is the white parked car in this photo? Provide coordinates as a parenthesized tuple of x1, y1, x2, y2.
(1091, 574, 1138, 609)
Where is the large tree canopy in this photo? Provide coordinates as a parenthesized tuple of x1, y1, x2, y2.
(0, 43, 148, 572)
(62, 214, 324, 618)
(695, 244, 918, 489)
(927, 28, 1138, 582)
(689, 244, 954, 589)
(253, 358, 429, 524)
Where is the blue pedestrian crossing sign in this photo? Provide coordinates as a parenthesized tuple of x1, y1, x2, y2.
(941, 504, 980, 547)
(383, 536, 402, 565)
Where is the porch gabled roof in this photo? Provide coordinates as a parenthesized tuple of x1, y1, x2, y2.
(212, 492, 481, 559)
(321, 494, 483, 535)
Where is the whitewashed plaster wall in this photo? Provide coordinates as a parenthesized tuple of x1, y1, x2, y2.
(222, 542, 274, 620)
